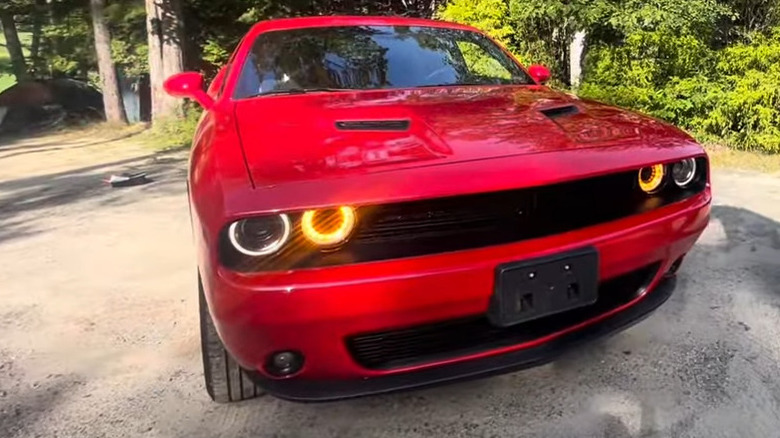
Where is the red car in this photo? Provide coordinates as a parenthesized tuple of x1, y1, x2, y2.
(164, 16, 711, 403)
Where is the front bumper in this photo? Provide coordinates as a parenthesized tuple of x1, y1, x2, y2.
(201, 191, 710, 400)
(249, 276, 676, 401)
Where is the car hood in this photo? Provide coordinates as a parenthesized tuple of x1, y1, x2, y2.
(233, 85, 691, 187)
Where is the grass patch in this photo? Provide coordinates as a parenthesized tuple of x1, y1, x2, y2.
(0, 120, 149, 147)
(0, 31, 33, 93)
(139, 108, 202, 152)
(57, 121, 148, 139)
(0, 32, 14, 92)
(0, 75, 14, 93)
(705, 143, 780, 175)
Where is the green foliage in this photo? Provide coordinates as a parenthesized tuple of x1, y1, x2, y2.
(0, 30, 32, 92)
(440, 0, 780, 153)
(579, 30, 719, 121)
(42, 9, 95, 77)
(106, 1, 148, 77)
(580, 28, 780, 152)
(438, 0, 613, 87)
(37, 0, 147, 80)
(438, 0, 515, 47)
(605, 0, 731, 38)
(144, 103, 203, 150)
(0, 33, 14, 91)
(201, 39, 231, 67)
(704, 32, 780, 151)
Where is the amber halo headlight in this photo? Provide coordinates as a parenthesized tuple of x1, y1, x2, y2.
(671, 158, 697, 188)
(638, 164, 666, 194)
(228, 215, 291, 256)
(301, 206, 357, 247)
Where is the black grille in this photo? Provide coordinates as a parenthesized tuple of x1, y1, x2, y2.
(347, 263, 660, 370)
(354, 190, 528, 243)
(219, 158, 707, 272)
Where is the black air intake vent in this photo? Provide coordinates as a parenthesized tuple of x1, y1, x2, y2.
(335, 120, 411, 131)
(347, 263, 660, 370)
(540, 105, 580, 119)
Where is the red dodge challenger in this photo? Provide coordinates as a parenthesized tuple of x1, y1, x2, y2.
(164, 16, 711, 402)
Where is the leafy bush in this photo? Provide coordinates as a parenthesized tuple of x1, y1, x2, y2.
(703, 31, 780, 152)
(438, 0, 780, 153)
(143, 104, 203, 150)
(579, 30, 720, 127)
(581, 29, 780, 152)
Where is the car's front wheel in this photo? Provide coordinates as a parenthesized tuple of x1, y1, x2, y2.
(199, 274, 263, 403)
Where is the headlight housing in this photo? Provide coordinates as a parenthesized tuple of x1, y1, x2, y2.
(638, 164, 665, 194)
(228, 215, 291, 256)
(671, 158, 697, 188)
(224, 206, 357, 260)
(301, 206, 357, 247)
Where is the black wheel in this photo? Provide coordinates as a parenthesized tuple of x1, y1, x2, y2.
(199, 274, 263, 403)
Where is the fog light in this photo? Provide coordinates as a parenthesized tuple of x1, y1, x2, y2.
(265, 351, 304, 377)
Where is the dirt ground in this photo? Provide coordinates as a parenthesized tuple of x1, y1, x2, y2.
(1, 130, 779, 438)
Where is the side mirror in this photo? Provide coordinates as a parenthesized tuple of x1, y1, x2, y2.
(527, 65, 551, 84)
(163, 72, 215, 110)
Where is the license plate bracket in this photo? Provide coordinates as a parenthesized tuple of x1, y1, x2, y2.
(488, 247, 599, 328)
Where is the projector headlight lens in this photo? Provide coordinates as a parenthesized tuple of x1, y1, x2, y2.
(228, 215, 291, 256)
(671, 158, 697, 188)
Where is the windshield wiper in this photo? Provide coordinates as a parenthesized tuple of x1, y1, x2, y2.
(249, 87, 348, 98)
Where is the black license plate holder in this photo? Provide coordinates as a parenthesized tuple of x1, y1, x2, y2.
(488, 247, 599, 327)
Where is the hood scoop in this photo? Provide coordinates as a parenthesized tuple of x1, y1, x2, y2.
(335, 119, 411, 131)
(540, 105, 580, 119)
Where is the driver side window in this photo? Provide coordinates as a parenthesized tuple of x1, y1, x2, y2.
(457, 41, 512, 80)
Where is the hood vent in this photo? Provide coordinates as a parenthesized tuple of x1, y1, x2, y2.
(335, 120, 411, 131)
(540, 105, 580, 119)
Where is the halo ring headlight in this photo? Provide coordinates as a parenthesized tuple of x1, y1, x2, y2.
(228, 215, 291, 256)
(301, 206, 357, 247)
(638, 164, 666, 194)
(672, 158, 697, 188)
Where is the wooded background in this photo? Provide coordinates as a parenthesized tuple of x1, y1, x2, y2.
(1, 0, 778, 153)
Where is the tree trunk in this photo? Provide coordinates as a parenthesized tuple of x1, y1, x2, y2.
(29, 0, 46, 76)
(145, 0, 185, 121)
(569, 30, 586, 89)
(89, 0, 128, 124)
(145, 0, 165, 121)
(0, 12, 29, 83)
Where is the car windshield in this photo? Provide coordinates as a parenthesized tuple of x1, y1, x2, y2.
(234, 25, 534, 98)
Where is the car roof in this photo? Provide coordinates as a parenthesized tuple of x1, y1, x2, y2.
(246, 15, 481, 38)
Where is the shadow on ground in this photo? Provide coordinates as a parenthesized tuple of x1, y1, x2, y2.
(0, 349, 84, 437)
(0, 152, 187, 245)
(0, 130, 147, 158)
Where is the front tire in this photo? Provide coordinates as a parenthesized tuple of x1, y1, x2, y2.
(199, 275, 263, 403)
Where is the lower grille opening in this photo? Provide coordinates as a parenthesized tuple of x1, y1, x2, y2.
(347, 263, 660, 370)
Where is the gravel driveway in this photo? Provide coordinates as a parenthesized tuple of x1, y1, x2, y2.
(1, 131, 779, 438)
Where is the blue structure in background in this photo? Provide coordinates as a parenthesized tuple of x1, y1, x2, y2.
(118, 70, 151, 123)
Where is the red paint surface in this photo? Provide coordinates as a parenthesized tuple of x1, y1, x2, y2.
(172, 16, 712, 383)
